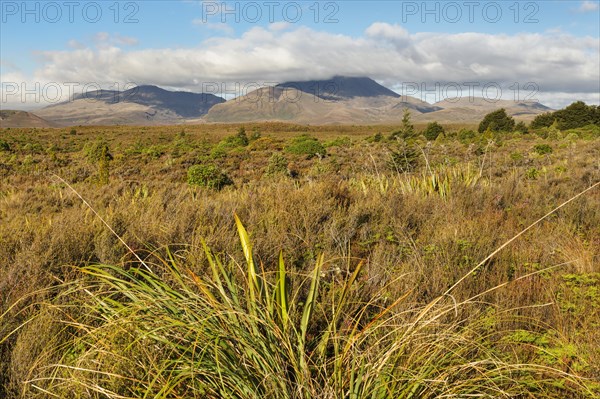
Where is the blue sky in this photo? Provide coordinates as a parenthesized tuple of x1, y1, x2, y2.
(1, 1, 599, 109)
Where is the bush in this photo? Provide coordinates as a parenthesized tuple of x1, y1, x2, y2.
(286, 135, 326, 158)
(525, 167, 540, 179)
(388, 144, 420, 173)
(531, 102, 599, 131)
(187, 164, 233, 190)
(423, 122, 445, 141)
(0, 139, 11, 152)
(514, 121, 528, 134)
(264, 153, 288, 176)
(85, 140, 112, 163)
(324, 136, 352, 148)
(457, 129, 477, 143)
(211, 127, 250, 158)
(530, 112, 555, 129)
(478, 108, 515, 133)
(533, 144, 553, 155)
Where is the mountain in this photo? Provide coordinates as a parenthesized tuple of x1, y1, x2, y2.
(206, 77, 441, 124)
(35, 85, 225, 126)
(415, 98, 553, 123)
(0, 110, 55, 128)
(276, 76, 401, 100)
(8, 78, 554, 127)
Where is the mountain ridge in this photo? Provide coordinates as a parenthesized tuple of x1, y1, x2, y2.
(22, 77, 555, 126)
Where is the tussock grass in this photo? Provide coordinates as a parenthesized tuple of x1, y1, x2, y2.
(5, 211, 597, 398)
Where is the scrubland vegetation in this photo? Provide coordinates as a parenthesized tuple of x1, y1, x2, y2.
(1, 110, 599, 398)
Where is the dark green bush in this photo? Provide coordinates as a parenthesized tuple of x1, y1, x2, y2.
(478, 108, 515, 133)
(423, 122, 445, 141)
(286, 135, 326, 158)
(0, 139, 11, 152)
(514, 121, 528, 134)
(531, 102, 599, 131)
(187, 164, 233, 190)
(388, 144, 419, 173)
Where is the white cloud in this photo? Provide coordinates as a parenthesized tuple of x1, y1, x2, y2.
(578, 1, 599, 12)
(2, 23, 599, 108)
(366, 22, 409, 41)
(192, 18, 235, 35)
(269, 21, 291, 32)
(92, 32, 138, 48)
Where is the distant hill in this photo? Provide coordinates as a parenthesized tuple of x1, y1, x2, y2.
(35, 85, 225, 126)
(206, 77, 441, 124)
(0, 110, 55, 128)
(416, 98, 553, 123)
(7, 78, 556, 127)
(276, 76, 401, 100)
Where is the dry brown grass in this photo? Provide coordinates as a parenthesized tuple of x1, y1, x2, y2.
(0, 123, 599, 397)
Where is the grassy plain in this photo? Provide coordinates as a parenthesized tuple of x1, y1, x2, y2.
(0, 122, 599, 398)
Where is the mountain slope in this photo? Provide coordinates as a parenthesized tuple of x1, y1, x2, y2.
(0, 110, 55, 128)
(276, 76, 401, 100)
(415, 98, 553, 123)
(207, 77, 441, 124)
(35, 85, 225, 126)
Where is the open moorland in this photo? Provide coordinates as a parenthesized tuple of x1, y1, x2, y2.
(1, 113, 599, 398)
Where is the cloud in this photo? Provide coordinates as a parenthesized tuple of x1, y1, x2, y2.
(192, 19, 235, 35)
(366, 22, 409, 42)
(577, 1, 599, 12)
(3, 23, 599, 108)
(92, 32, 138, 47)
(269, 21, 291, 32)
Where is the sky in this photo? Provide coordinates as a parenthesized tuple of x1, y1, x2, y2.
(1, 0, 599, 110)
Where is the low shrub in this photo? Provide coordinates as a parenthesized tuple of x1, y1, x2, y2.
(286, 134, 326, 158)
(187, 164, 233, 190)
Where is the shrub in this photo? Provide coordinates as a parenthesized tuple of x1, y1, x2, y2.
(0, 139, 10, 152)
(514, 121, 529, 134)
(285, 134, 326, 158)
(187, 164, 233, 190)
(211, 127, 250, 158)
(324, 136, 352, 148)
(478, 108, 515, 133)
(530, 112, 555, 129)
(85, 140, 112, 163)
(531, 102, 599, 131)
(423, 122, 445, 141)
(533, 144, 553, 155)
(389, 109, 415, 140)
(388, 143, 420, 173)
(457, 129, 477, 143)
(264, 153, 288, 176)
(526, 167, 540, 179)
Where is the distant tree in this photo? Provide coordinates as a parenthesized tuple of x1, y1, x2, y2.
(423, 121, 445, 141)
(390, 108, 415, 140)
(514, 121, 528, 134)
(530, 102, 599, 131)
(553, 101, 597, 130)
(478, 108, 515, 133)
(530, 112, 555, 129)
